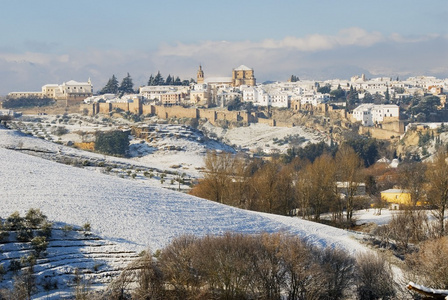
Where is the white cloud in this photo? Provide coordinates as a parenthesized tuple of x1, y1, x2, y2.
(389, 33, 440, 43)
(157, 27, 385, 56)
(0, 28, 447, 95)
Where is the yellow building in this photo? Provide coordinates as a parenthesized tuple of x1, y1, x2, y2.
(196, 65, 256, 87)
(232, 65, 256, 87)
(380, 188, 426, 209)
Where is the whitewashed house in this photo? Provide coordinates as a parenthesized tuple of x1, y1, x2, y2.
(242, 86, 270, 106)
(352, 104, 399, 126)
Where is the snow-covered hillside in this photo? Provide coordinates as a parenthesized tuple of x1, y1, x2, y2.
(0, 126, 371, 297)
(0, 127, 371, 254)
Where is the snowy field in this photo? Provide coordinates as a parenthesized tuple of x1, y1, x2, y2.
(0, 124, 390, 298)
(0, 127, 376, 255)
(202, 121, 327, 153)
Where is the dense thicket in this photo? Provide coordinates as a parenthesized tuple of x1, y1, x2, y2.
(2, 97, 54, 109)
(103, 233, 395, 300)
(191, 147, 367, 226)
(94, 130, 129, 156)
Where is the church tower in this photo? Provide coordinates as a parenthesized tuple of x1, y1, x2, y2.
(197, 65, 204, 84)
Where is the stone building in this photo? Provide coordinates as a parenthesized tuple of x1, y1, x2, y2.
(8, 79, 93, 104)
(232, 65, 256, 87)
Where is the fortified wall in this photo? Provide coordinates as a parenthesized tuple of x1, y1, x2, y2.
(80, 99, 252, 126)
(80, 98, 404, 138)
(290, 101, 348, 120)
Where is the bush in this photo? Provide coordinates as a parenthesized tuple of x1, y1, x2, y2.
(8, 259, 21, 273)
(62, 224, 73, 236)
(94, 130, 129, 156)
(31, 236, 48, 257)
(406, 236, 448, 289)
(355, 253, 395, 300)
(6, 211, 23, 230)
(52, 126, 68, 136)
(25, 208, 47, 228)
(109, 233, 359, 299)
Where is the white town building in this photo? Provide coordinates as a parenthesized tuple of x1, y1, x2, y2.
(352, 104, 399, 126)
(9, 79, 93, 102)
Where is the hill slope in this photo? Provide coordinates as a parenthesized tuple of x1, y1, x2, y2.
(0, 128, 368, 254)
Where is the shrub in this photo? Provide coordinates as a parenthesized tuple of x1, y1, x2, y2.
(0, 220, 9, 242)
(8, 259, 21, 273)
(38, 221, 53, 238)
(6, 211, 23, 230)
(94, 130, 129, 156)
(355, 253, 395, 300)
(82, 222, 91, 234)
(113, 233, 359, 299)
(25, 208, 47, 228)
(62, 224, 73, 236)
(31, 236, 48, 257)
(406, 236, 448, 289)
(52, 126, 68, 136)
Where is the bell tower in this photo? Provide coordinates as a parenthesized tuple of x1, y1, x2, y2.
(197, 65, 204, 84)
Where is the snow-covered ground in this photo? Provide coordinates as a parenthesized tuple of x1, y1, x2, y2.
(202, 121, 326, 153)
(0, 128, 368, 254)
(0, 122, 387, 298)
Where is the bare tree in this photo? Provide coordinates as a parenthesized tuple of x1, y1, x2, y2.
(398, 161, 427, 207)
(296, 154, 336, 221)
(406, 236, 448, 289)
(190, 151, 235, 204)
(335, 145, 364, 223)
(425, 149, 448, 236)
(158, 235, 201, 299)
(355, 253, 395, 300)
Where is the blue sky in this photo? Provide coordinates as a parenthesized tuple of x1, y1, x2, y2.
(1, 0, 447, 95)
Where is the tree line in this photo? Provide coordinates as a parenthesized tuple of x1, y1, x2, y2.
(102, 232, 395, 300)
(99, 72, 193, 95)
(191, 142, 448, 235)
(191, 143, 371, 227)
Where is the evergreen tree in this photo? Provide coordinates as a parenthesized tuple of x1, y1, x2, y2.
(165, 74, 173, 85)
(385, 88, 390, 103)
(330, 85, 345, 100)
(174, 76, 182, 86)
(118, 73, 134, 95)
(346, 86, 359, 106)
(317, 84, 331, 94)
(289, 75, 300, 82)
(154, 71, 164, 86)
(147, 74, 155, 86)
(99, 75, 119, 94)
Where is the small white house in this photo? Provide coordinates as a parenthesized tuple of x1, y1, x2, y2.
(352, 104, 399, 126)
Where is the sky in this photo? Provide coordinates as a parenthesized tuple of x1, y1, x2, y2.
(0, 0, 447, 95)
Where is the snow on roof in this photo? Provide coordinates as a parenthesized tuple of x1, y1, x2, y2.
(389, 158, 399, 168)
(377, 157, 391, 163)
(234, 65, 252, 71)
(381, 188, 410, 194)
(205, 77, 232, 84)
(64, 80, 90, 86)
